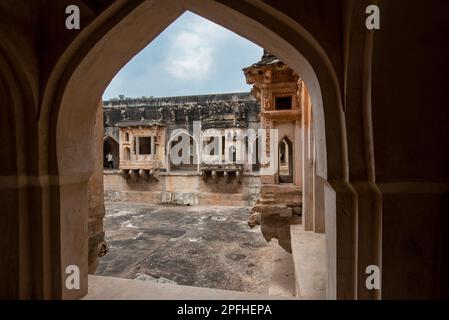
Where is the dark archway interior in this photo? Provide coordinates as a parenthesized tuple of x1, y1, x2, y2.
(252, 137, 260, 172)
(103, 137, 119, 169)
(279, 137, 293, 183)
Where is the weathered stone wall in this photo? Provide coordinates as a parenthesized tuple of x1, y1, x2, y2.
(103, 92, 260, 149)
(87, 103, 106, 273)
(104, 172, 261, 206)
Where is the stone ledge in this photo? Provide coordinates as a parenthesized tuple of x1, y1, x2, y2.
(260, 184, 302, 194)
(104, 170, 262, 177)
(84, 275, 293, 300)
(290, 224, 326, 299)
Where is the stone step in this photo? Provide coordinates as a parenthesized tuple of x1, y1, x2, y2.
(260, 184, 302, 195)
(260, 198, 275, 205)
(85, 275, 293, 300)
(260, 194, 302, 207)
(290, 225, 326, 299)
(259, 204, 292, 217)
(262, 192, 275, 199)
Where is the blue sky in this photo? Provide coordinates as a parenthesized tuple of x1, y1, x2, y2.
(103, 11, 263, 100)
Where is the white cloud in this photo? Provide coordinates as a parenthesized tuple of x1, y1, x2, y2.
(102, 12, 262, 99)
(164, 14, 230, 80)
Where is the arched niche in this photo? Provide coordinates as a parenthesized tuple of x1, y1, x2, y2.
(166, 129, 199, 172)
(103, 135, 119, 169)
(279, 136, 293, 183)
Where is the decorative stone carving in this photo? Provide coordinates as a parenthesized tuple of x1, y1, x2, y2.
(243, 51, 303, 252)
(263, 69, 272, 83)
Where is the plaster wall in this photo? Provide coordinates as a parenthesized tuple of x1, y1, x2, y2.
(104, 172, 261, 206)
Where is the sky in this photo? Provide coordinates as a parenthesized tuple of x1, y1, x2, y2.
(102, 11, 263, 100)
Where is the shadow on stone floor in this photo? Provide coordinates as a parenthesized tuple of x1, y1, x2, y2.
(95, 202, 294, 296)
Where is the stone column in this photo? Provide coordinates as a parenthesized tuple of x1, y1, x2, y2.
(314, 176, 326, 233)
(313, 122, 326, 233)
(330, 180, 358, 300)
(379, 183, 449, 299)
(294, 119, 302, 187)
(301, 85, 314, 231)
(87, 103, 106, 274)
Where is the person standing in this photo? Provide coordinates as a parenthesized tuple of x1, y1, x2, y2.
(106, 152, 114, 169)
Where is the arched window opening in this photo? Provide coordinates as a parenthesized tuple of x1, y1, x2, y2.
(278, 137, 293, 183)
(169, 132, 198, 171)
(124, 147, 131, 161)
(103, 136, 119, 169)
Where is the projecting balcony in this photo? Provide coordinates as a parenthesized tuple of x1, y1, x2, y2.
(262, 109, 301, 121)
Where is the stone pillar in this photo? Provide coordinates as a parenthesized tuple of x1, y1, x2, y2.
(294, 119, 302, 187)
(0, 85, 27, 299)
(352, 181, 381, 299)
(324, 180, 337, 299)
(330, 180, 358, 300)
(302, 87, 314, 231)
(312, 122, 326, 233)
(379, 183, 449, 299)
(59, 178, 89, 299)
(314, 175, 326, 233)
(87, 103, 106, 274)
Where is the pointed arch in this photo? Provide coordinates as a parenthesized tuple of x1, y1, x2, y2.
(166, 129, 200, 172)
(278, 136, 293, 183)
(43, 0, 348, 299)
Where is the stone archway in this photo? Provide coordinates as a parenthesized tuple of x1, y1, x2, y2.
(166, 129, 200, 173)
(279, 136, 293, 183)
(103, 135, 119, 169)
(44, 0, 350, 299)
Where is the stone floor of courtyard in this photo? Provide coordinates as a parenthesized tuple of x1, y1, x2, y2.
(95, 202, 295, 297)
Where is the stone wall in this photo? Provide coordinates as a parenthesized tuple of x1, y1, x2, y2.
(103, 92, 260, 149)
(104, 171, 261, 206)
(87, 103, 107, 274)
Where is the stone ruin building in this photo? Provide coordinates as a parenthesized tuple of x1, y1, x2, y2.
(102, 92, 262, 206)
(101, 51, 314, 253)
(244, 50, 306, 252)
(4, 0, 447, 301)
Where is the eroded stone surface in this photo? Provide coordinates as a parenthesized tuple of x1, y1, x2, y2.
(95, 202, 284, 294)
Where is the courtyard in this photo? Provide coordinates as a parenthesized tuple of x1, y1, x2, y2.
(95, 202, 295, 296)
